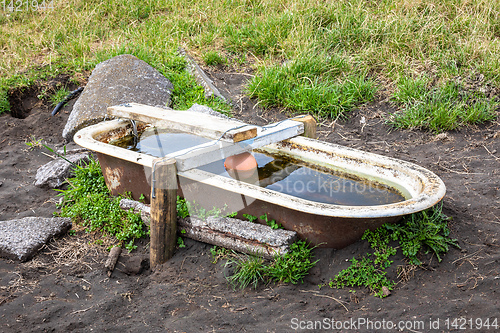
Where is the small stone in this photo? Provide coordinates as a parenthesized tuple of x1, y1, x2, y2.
(35, 152, 90, 188)
(122, 256, 149, 275)
(435, 133, 449, 141)
(382, 286, 391, 297)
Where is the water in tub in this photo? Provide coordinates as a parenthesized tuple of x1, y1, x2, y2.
(109, 127, 405, 206)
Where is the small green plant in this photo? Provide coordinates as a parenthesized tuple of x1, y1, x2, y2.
(226, 211, 238, 218)
(210, 246, 230, 264)
(176, 196, 233, 219)
(385, 203, 459, 264)
(362, 227, 397, 268)
(24, 135, 43, 150)
(243, 214, 258, 223)
(42, 144, 77, 167)
(202, 51, 226, 66)
(260, 214, 283, 229)
(329, 203, 459, 298)
(265, 240, 318, 284)
(176, 196, 190, 218)
(50, 87, 70, 107)
(56, 158, 146, 252)
(177, 236, 186, 248)
(330, 256, 395, 298)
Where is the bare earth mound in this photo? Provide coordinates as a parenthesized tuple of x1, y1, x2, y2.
(0, 70, 499, 332)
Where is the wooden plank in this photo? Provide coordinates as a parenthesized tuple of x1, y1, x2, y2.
(226, 127, 258, 142)
(292, 115, 317, 139)
(171, 119, 304, 171)
(107, 103, 257, 143)
(149, 158, 177, 268)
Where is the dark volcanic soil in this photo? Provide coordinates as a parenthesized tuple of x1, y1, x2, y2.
(0, 70, 499, 333)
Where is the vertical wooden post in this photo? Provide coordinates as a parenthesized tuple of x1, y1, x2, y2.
(292, 115, 317, 139)
(150, 157, 177, 269)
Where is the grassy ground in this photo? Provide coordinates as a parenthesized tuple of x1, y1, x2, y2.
(1, 0, 499, 130)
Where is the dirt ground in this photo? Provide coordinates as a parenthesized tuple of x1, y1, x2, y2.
(0, 69, 499, 333)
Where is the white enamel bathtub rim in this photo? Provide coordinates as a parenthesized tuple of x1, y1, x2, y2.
(74, 119, 446, 219)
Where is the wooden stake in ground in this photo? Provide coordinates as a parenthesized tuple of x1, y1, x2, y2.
(149, 157, 177, 268)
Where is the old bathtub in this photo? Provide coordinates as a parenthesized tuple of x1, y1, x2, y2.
(74, 119, 446, 248)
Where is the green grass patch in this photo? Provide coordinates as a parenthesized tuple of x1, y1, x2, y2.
(56, 158, 147, 252)
(330, 203, 459, 298)
(49, 87, 70, 107)
(223, 240, 318, 289)
(202, 51, 226, 66)
(0, 89, 10, 114)
(247, 55, 376, 118)
(225, 253, 267, 289)
(2, 0, 500, 126)
(390, 78, 498, 132)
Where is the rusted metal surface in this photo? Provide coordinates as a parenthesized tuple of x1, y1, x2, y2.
(96, 152, 153, 202)
(176, 180, 401, 248)
(96, 162, 401, 248)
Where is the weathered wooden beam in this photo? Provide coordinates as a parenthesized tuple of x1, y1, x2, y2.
(172, 119, 304, 171)
(107, 103, 305, 171)
(292, 115, 317, 139)
(119, 198, 297, 259)
(178, 216, 297, 259)
(149, 158, 177, 268)
(107, 103, 257, 143)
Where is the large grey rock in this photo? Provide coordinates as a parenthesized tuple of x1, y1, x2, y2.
(0, 217, 72, 261)
(63, 54, 173, 141)
(35, 152, 90, 188)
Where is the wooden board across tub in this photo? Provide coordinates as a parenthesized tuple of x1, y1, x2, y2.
(107, 103, 305, 171)
(107, 103, 257, 143)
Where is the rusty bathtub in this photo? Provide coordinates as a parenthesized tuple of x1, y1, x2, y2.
(74, 119, 446, 248)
